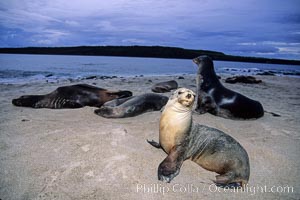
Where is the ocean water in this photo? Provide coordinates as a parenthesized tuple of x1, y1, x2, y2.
(0, 54, 299, 84)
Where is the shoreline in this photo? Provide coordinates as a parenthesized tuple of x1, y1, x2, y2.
(0, 75, 299, 199)
(1, 54, 300, 85)
(1, 72, 300, 86)
(1, 45, 300, 65)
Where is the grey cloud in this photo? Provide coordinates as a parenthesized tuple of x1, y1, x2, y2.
(0, 0, 299, 59)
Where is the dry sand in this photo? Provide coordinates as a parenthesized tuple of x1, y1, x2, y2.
(0, 75, 299, 200)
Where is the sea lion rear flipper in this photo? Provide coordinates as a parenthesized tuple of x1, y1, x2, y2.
(147, 140, 161, 148)
(213, 173, 242, 189)
(264, 110, 281, 117)
(214, 182, 242, 189)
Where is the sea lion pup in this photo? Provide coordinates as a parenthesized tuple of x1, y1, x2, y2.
(193, 56, 264, 119)
(12, 84, 132, 109)
(151, 80, 178, 93)
(148, 88, 250, 187)
(94, 93, 168, 118)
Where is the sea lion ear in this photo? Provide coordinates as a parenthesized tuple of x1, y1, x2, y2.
(169, 90, 178, 100)
(169, 93, 176, 100)
(191, 90, 196, 96)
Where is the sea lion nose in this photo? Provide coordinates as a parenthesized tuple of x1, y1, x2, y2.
(192, 58, 198, 64)
(187, 94, 191, 99)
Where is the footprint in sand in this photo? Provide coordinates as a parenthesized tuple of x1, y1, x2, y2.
(81, 144, 90, 152)
(109, 128, 127, 147)
(97, 155, 129, 183)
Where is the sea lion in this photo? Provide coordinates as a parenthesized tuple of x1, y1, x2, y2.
(148, 88, 250, 187)
(151, 80, 178, 93)
(12, 84, 132, 109)
(94, 93, 168, 118)
(225, 76, 262, 84)
(193, 56, 264, 119)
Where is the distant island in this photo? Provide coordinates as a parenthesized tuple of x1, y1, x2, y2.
(0, 45, 299, 65)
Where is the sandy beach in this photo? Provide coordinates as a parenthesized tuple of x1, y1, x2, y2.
(0, 75, 299, 199)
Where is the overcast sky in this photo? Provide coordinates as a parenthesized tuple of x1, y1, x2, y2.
(0, 0, 299, 59)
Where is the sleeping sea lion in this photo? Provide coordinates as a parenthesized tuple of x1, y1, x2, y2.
(12, 84, 132, 109)
(95, 93, 168, 118)
(151, 80, 178, 93)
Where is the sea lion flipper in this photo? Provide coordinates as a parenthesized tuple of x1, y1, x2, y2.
(214, 182, 242, 189)
(212, 172, 243, 189)
(147, 140, 161, 148)
(157, 147, 184, 183)
(264, 110, 281, 117)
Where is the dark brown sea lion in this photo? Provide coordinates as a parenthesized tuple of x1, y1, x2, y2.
(225, 76, 262, 84)
(193, 56, 264, 119)
(94, 93, 168, 118)
(12, 84, 132, 109)
(148, 88, 250, 188)
(151, 80, 178, 93)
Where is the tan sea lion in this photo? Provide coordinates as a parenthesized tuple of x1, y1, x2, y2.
(12, 84, 132, 109)
(148, 88, 250, 187)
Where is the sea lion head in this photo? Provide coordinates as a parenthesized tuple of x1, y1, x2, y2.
(169, 88, 195, 108)
(12, 95, 43, 107)
(193, 55, 214, 75)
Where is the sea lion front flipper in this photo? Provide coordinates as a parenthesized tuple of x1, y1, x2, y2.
(147, 140, 161, 148)
(195, 95, 217, 114)
(157, 146, 185, 183)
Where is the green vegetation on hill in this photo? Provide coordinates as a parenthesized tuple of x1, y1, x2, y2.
(0, 46, 299, 65)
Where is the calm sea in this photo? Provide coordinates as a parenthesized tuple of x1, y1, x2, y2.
(0, 54, 299, 84)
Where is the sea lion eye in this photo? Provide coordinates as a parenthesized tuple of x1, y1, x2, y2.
(178, 91, 183, 95)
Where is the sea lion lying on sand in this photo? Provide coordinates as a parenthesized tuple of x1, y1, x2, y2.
(12, 84, 132, 109)
(95, 93, 168, 118)
(151, 80, 178, 93)
(225, 76, 262, 84)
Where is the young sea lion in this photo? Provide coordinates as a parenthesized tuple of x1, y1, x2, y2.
(95, 93, 168, 118)
(148, 88, 250, 187)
